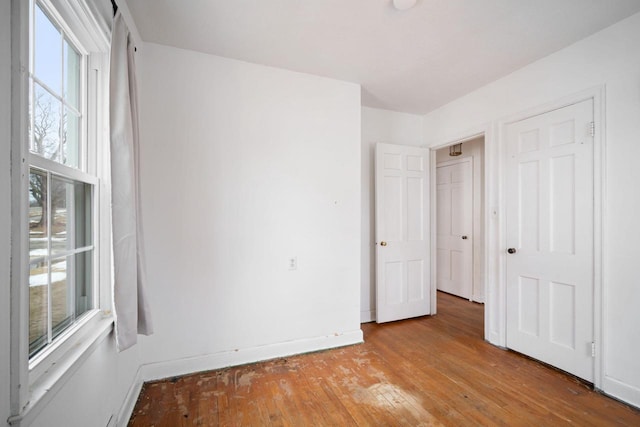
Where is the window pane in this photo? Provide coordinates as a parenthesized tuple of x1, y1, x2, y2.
(64, 40, 80, 110)
(35, 5, 61, 94)
(33, 84, 62, 161)
(29, 169, 48, 261)
(74, 251, 93, 318)
(63, 108, 80, 168)
(29, 260, 49, 356)
(50, 176, 92, 254)
(50, 251, 93, 340)
(51, 256, 71, 338)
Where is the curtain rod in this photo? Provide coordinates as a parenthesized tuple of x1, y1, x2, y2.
(110, 0, 137, 52)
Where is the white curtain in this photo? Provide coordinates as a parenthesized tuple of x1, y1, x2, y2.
(109, 10, 153, 351)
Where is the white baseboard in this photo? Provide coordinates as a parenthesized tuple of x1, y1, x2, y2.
(360, 310, 376, 323)
(602, 375, 640, 409)
(487, 330, 503, 347)
(116, 366, 144, 427)
(116, 329, 363, 426)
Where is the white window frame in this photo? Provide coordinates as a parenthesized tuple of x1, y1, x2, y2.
(28, 0, 97, 361)
(9, 0, 113, 424)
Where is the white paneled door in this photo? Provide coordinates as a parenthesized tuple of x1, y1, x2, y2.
(375, 143, 430, 323)
(436, 158, 473, 300)
(505, 99, 594, 381)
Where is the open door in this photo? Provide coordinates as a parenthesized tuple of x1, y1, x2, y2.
(375, 143, 430, 323)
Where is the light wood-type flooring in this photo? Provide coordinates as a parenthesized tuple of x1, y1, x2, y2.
(129, 292, 640, 426)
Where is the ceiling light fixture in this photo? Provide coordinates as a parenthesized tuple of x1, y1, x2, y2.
(393, 0, 417, 11)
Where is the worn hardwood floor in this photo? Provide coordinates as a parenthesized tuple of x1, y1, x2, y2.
(129, 292, 640, 426)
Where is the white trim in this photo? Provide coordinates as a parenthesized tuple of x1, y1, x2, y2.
(141, 330, 364, 383)
(429, 132, 486, 149)
(498, 86, 604, 126)
(41, 0, 110, 53)
(435, 156, 472, 168)
(29, 154, 98, 184)
(10, 0, 32, 415)
(484, 121, 503, 346)
(116, 365, 144, 427)
(593, 87, 606, 392)
(93, 50, 112, 314)
(360, 310, 376, 323)
(116, 330, 364, 427)
(601, 376, 640, 409)
(429, 149, 437, 314)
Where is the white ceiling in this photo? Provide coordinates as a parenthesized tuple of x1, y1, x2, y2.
(126, 0, 640, 114)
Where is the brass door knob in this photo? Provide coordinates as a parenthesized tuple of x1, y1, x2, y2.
(380, 241, 387, 246)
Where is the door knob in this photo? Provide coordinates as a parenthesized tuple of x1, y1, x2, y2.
(380, 241, 387, 246)
(461, 235, 468, 240)
(507, 248, 516, 254)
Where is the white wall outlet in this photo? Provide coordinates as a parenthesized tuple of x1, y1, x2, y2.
(288, 256, 297, 270)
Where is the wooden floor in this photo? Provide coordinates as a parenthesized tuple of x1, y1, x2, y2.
(129, 292, 640, 426)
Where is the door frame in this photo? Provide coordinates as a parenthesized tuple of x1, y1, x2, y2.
(427, 86, 605, 389)
(429, 131, 490, 324)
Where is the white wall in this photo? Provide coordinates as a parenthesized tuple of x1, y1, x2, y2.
(1, 2, 13, 425)
(21, 340, 141, 427)
(422, 12, 640, 407)
(28, 339, 115, 427)
(435, 137, 485, 302)
(136, 43, 362, 377)
(3, 28, 362, 427)
(361, 107, 423, 322)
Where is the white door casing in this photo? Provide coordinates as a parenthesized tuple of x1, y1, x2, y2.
(375, 143, 430, 323)
(436, 158, 473, 300)
(505, 99, 594, 382)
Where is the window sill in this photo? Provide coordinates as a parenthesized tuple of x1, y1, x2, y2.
(8, 312, 114, 426)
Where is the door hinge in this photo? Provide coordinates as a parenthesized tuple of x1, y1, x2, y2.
(589, 122, 595, 137)
(591, 342, 596, 357)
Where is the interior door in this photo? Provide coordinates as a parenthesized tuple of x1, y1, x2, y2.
(505, 99, 594, 381)
(436, 158, 473, 299)
(375, 143, 430, 323)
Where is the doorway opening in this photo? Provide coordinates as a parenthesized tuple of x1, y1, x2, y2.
(433, 136, 485, 334)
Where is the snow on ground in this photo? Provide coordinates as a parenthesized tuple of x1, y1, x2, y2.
(29, 271, 66, 287)
(29, 260, 68, 287)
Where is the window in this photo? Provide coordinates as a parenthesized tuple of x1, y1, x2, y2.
(27, 1, 98, 360)
(8, 0, 111, 420)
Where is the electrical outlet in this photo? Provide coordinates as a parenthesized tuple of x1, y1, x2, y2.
(288, 257, 297, 270)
